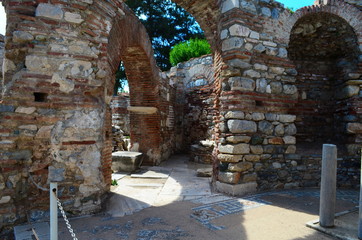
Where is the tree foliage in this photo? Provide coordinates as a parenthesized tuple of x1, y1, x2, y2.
(169, 39, 211, 66)
(126, 0, 204, 70)
(114, 0, 205, 94)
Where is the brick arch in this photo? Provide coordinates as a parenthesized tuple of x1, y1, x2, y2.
(286, 0, 362, 45)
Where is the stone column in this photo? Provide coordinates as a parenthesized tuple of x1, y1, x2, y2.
(319, 144, 337, 227)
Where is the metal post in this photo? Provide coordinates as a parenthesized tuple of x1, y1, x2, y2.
(358, 148, 362, 239)
(50, 182, 58, 240)
(319, 144, 337, 227)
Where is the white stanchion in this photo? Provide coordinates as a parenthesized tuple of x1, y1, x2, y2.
(50, 182, 58, 240)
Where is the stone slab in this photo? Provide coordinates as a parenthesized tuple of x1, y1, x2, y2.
(112, 151, 143, 173)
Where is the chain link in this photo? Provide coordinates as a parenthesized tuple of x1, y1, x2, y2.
(55, 193, 79, 240)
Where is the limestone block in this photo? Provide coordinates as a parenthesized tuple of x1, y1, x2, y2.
(278, 48, 288, 58)
(265, 113, 279, 121)
(254, 63, 268, 71)
(219, 143, 250, 154)
(270, 67, 285, 74)
(25, 55, 59, 73)
(64, 12, 84, 24)
(249, 31, 260, 39)
(244, 155, 261, 162)
(346, 123, 362, 133)
(228, 59, 251, 69)
(228, 162, 253, 172)
(258, 121, 273, 135)
(252, 113, 264, 121)
(337, 86, 359, 99)
(0, 196, 11, 204)
(196, 168, 212, 177)
(271, 8, 279, 19)
(266, 47, 278, 56)
(13, 31, 34, 43)
(261, 7, 271, 17)
(221, 29, 228, 39)
(218, 154, 243, 163)
(111, 151, 143, 172)
(215, 181, 257, 196)
(222, 37, 244, 51)
(240, 0, 257, 13)
(229, 24, 251, 37)
(226, 135, 251, 143)
(254, 44, 266, 53)
(272, 162, 282, 169)
(36, 3, 64, 20)
(228, 120, 257, 133)
(15, 107, 36, 114)
(222, 0, 239, 13)
(269, 137, 283, 145)
(256, 78, 268, 93)
(250, 145, 263, 154)
(270, 82, 282, 94)
(279, 114, 296, 123)
(285, 145, 296, 154)
(285, 124, 297, 135)
(283, 85, 298, 95)
(243, 69, 261, 78)
(229, 77, 255, 91)
(218, 171, 240, 184)
(274, 124, 284, 136)
(225, 111, 244, 119)
(283, 136, 296, 144)
(245, 43, 253, 51)
(243, 173, 257, 182)
(52, 73, 75, 93)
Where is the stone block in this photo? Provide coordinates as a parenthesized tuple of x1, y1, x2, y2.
(240, 0, 257, 13)
(15, 107, 36, 115)
(258, 121, 273, 135)
(243, 69, 261, 78)
(252, 113, 264, 121)
(228, 162, 253, 172)
(261, 7, 271, 17)
(275, 124, 284, 136)
(244, 155, 261, 162)
(269, 137, 283, 145)
(272, 162, 282, 169)
(243, 173, 257, 182)
(64, 12, 84, 24)
(346, 123, 362, 133)
(279, 114, 296, 123)
(283, 85, 298, 95)
(283, 136, 296, 144)
(337, 86, 360, 99)
(13, 31, 34, 43)
(127, 106, 158, 114)
(270, 82, 282, 94)
(219, 143, 250, 154)
(222, 37, 244, 51)
(36, 3, 64, 20)
(218, 171, 240, 184)
(254, 64, 268, 71)
(228, 120, 257, 133)
(229, 77, 255, 91)
(256, 78, 268, 93)
(225, 111, 244, 119)
(250, 145, 263, 154)
(215, 181, 257, 196)
(226, 135, 251, 143)
(228, 59, 251, 69)
(249, 31, 260, 39)
(218, 154, 243, 163)
(254, 44, 266, 53)
(229, 24, 251, 37)
(222, 0, 239, 13)
(112, 151, 143, 172)
(0, 196, 11, 204)
(285, 124, 297, 135)
(278, 48, 288, 58)
(196, 168, 212, 177)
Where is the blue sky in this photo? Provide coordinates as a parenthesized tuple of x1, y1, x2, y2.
(277, 0, 315, 10)
(0, 1, 316, 36)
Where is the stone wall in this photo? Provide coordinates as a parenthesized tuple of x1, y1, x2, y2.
(0, 0, 361, 232)
(169, 55, 216, 163)
(111, 94, 130, 136)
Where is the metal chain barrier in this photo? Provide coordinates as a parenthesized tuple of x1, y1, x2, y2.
(55, 192, 79, 240)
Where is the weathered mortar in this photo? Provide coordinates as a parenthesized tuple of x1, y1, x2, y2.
(0, 0, 361, 232)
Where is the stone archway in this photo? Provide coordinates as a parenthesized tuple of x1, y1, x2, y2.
(288, 11, 361, 156)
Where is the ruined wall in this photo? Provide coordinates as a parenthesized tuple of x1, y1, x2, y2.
(214, 0, 362, 194)
(169, 55, 216, 163)
(111, 94, 130, 136)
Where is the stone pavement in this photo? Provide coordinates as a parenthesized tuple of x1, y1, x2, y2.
(15, 154, 360, 240)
